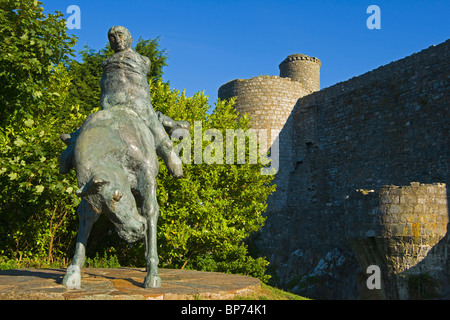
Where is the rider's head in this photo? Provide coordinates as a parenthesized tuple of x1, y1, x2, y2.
(108, 26, 133, 53)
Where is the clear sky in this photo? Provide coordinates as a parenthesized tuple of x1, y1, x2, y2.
(43, 0, 449, 104)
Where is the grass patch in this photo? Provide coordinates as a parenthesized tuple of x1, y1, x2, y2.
(0, 256, 67, 270)
(235, 283, 310, 300)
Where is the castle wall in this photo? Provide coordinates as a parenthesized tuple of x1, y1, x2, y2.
(290, 40, 449, 209)
(217, 39, 449, 299)
(219, 76, 308, 139)
(257, 40, 449, 299)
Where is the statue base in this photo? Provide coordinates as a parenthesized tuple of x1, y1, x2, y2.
(0, 268, 260, 300)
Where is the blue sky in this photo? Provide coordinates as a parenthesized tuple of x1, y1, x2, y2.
(43, 0, 449, 103)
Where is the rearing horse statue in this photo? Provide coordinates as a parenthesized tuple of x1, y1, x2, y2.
(59, 26, 189, 289)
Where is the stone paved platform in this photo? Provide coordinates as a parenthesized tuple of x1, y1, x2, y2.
(0, 268, 260, 300)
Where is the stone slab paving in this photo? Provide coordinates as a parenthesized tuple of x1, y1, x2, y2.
(0, 268, 260, 300)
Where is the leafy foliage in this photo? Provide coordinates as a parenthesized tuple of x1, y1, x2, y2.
(66, 46, 108, 114)
(134, 37, 168, 84)
(85, 250, 121, 268)
(0, 0, 77, 125)
(152, 82, 275, 281)
(0, 64, 84, 262)
(0, 1, 80, 263)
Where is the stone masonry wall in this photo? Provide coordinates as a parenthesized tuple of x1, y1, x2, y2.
(217, 39, 449, 299)
(290, 40, 449, 209)
(218, 53, 321, 212)
(346, 183, 448, 299)
(219, 76, 308, 144)
(255, 40, 449, 299)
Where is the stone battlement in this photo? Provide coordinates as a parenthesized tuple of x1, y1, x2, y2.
(279, 53, 321, 67)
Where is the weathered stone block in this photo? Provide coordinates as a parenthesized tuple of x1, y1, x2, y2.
(400, 195, 417, 204)
(389, 204, 403, 215)
(414, 204, 424, 214)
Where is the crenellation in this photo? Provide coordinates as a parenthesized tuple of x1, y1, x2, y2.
(280, 53, 321, 65)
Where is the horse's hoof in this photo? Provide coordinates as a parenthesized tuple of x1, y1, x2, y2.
(144, 274, 161, 288)
(63, 265, 81, 290)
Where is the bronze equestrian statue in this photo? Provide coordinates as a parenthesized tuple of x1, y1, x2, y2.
(59, 26, 189, 289)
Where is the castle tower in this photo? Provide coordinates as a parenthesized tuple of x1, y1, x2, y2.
(218, 75, 307, 146)
(218, 53, 321, 146)
(279, 53, 321, 93)
(346, 183, 448, 299)
(218, 53, 321, 211)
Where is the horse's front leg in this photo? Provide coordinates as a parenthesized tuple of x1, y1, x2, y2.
(140, 173, 161, 289)
(143, 215, 161, 288)
(63, 199, 99, 289)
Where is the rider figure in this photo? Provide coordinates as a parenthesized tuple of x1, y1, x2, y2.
(101, 26, 183, 178)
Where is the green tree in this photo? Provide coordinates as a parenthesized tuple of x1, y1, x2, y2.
(134, 37, 168, 84)
(0, 64, 84, 262)
(66, 46, 107, 114)
(153, 83, 275, 282)
(0, 0, 77, 126)
(0, 0, 81, 263)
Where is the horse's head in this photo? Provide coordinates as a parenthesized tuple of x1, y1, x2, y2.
(75, 173, 146, 243)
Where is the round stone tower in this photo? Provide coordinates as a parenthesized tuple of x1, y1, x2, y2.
(218, 75, 307, 142)
(218, 53, 321, 211)
(218, 53, 321, 150)
(279, 53, 321, 93)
